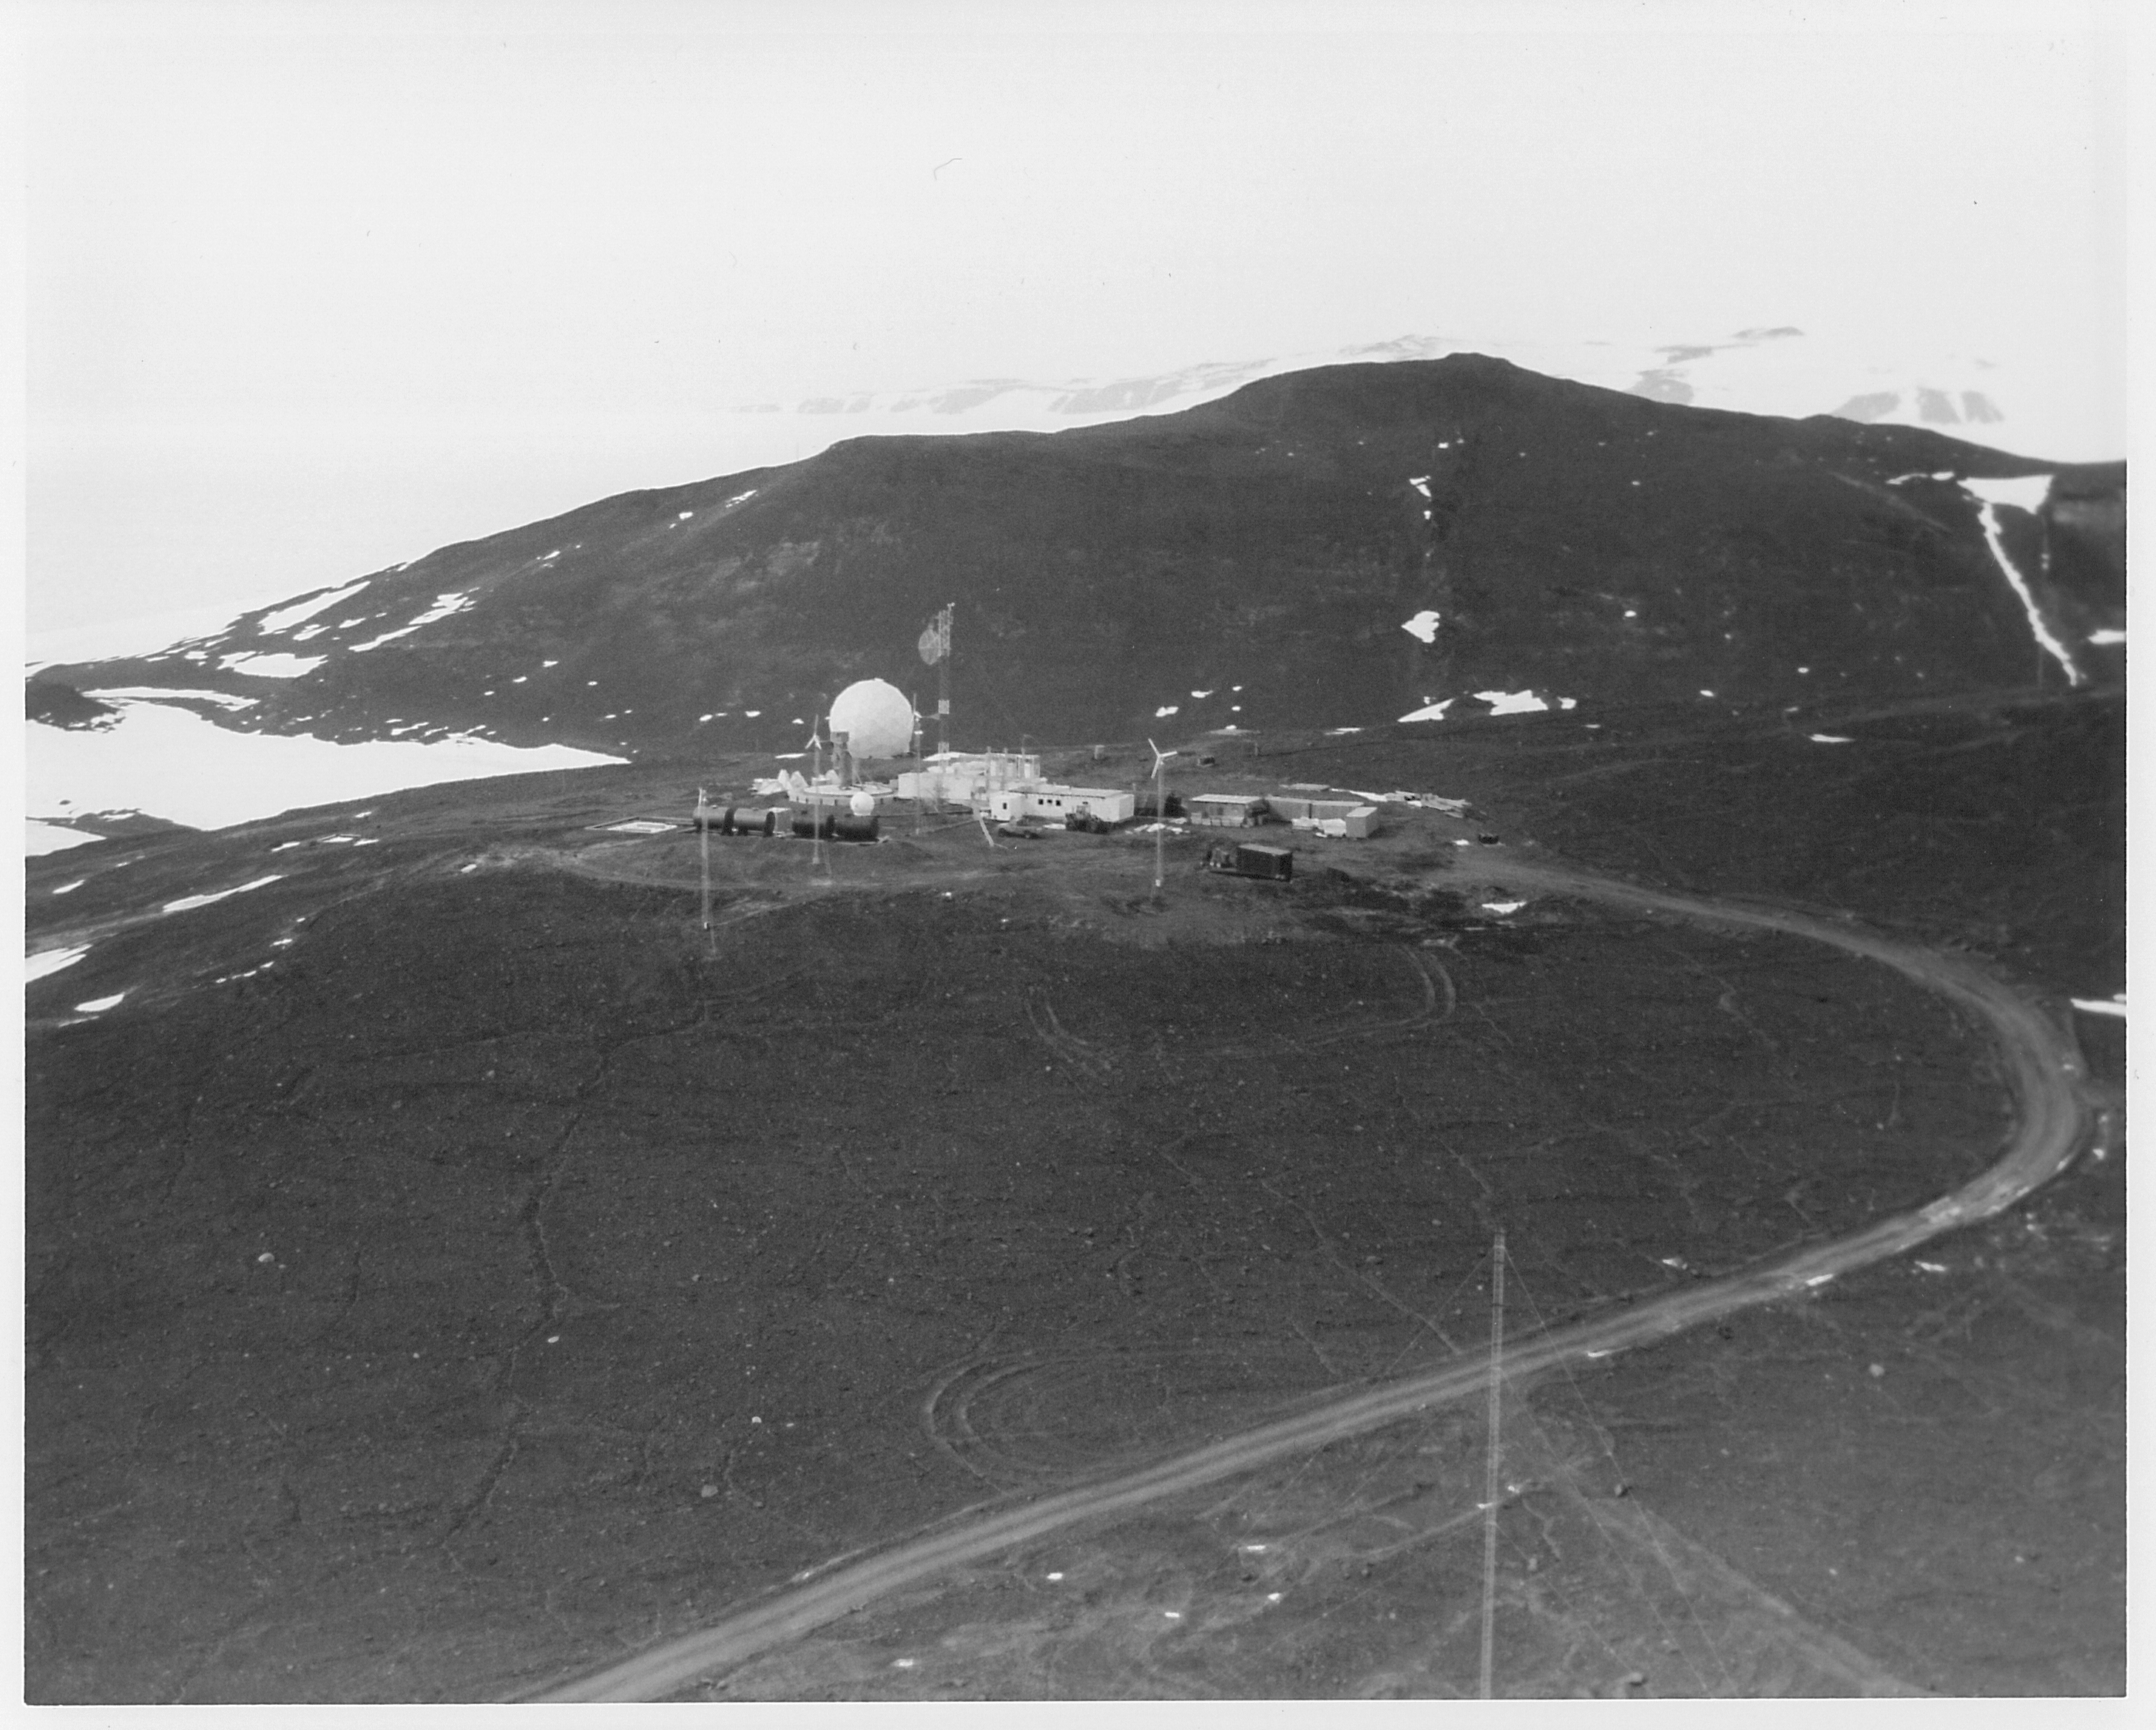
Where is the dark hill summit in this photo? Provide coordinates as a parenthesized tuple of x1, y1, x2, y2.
(43, 356, 2123, 756)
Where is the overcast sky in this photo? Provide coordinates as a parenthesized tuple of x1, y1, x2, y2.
(22, 0, 2129, 645)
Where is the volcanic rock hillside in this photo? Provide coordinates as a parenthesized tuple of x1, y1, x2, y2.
(42, 357, 2124, 757)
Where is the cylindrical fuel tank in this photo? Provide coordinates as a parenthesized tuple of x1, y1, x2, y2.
(790, 809, 879, 841)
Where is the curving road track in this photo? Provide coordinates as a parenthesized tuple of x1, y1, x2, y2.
(531, 853, 2096, 1702)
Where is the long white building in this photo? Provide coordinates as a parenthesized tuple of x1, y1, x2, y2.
(986, 783, 1136, 824)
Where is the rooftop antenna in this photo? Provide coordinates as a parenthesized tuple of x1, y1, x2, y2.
(1147, 737, 1178, 896)
(1479, 1227, 1507, 1700)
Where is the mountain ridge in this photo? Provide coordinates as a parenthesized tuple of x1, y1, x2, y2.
(35, 355, 2123, 760)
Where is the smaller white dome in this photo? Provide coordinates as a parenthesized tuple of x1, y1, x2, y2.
(848, 791, 876, 817)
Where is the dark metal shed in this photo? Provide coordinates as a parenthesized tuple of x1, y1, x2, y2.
(1231, 842, 1294, 882)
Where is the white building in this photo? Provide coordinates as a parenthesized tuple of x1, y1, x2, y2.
(896, 750, 1042, 807)
(987, 784, 1136, 824)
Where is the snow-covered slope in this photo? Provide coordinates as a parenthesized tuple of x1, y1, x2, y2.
(729, 326, 2090, 468)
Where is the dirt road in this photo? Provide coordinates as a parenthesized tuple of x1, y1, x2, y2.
(531, 853, 2095, 1702)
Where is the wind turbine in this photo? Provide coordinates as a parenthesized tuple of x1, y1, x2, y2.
(1148, 737, 1178, 895)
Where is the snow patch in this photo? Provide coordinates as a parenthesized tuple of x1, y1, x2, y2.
(347, 624, 421, 652)
(1155, 705, 1180, 717)
(1397, 700, 1453, 723)
(163, 874, 284, 914)
(84, 686, 260, 711)
(1961, 474, 2052, 513)
(75, 992, 126, 1013)
(1474, 689, 1550, 716)
(2071, 997, 2126, 1019)
(1401, 609, 1442, 643)
(220, 653, 327, 679)
(1960, 482, 2084, 686)
(408, 592, 475, 627)
(1408, 476, 1431, 497)
(259, 581, 369, 635)
(725, 489, 759, 507)
(1482, 901, 1526, 916)
(2089, 628, 2125, 646)
(27, 945, 90, 983)
(1810, 734, 1855, 744)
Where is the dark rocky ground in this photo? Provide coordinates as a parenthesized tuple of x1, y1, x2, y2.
(22, 686, 2123, 1700)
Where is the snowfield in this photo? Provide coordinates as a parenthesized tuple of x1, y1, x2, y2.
(27, 700, 624, 836)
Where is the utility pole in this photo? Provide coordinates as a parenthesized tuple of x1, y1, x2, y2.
(1479, 1228, 1507, 1700)
(808, 699, 830, 877)
(696, 785, 712, 931)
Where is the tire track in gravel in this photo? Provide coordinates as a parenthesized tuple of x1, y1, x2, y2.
(527, 854, 2096, 1702)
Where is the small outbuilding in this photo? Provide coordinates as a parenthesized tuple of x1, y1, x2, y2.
(1189, 792, 1268, 828)
(1264, 794, 1382, 838)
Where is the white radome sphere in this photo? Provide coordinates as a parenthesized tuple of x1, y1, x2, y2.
(848, 791, 876, 817)
(828, 678, 914, 758)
